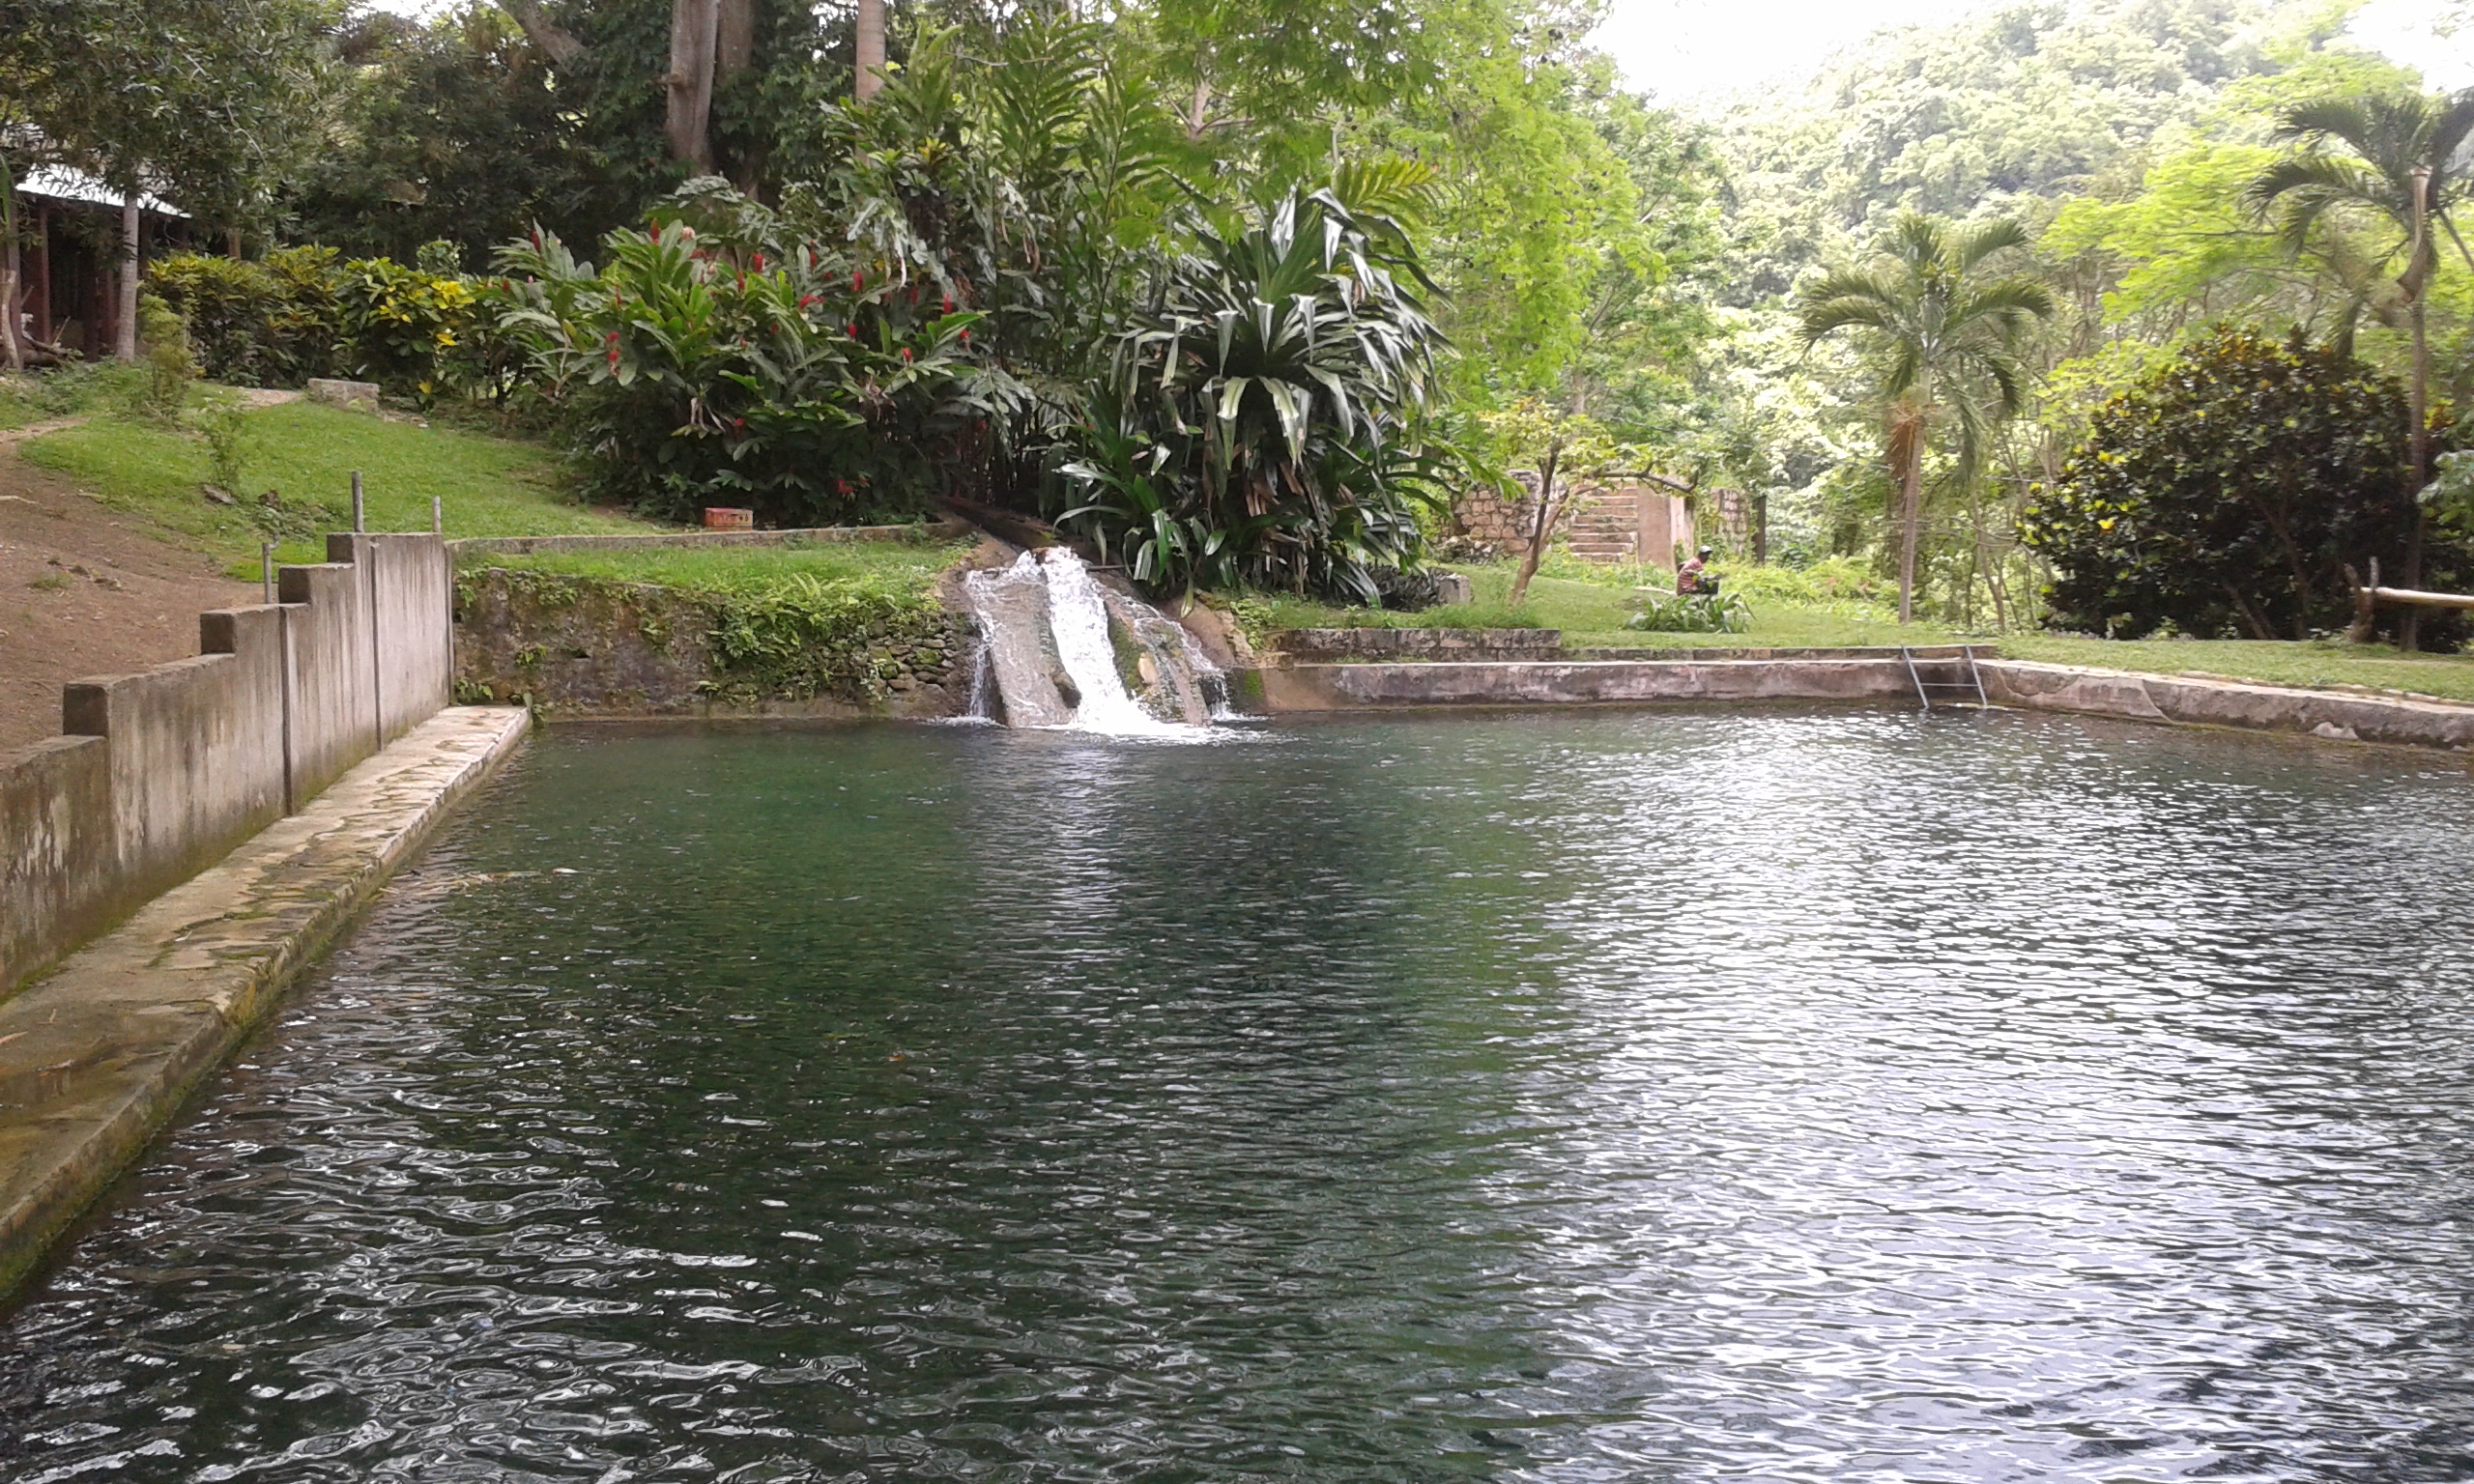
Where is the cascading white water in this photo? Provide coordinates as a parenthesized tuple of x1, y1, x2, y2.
(1038, 550, 1185, 734)
(960, 549, 1216, 735)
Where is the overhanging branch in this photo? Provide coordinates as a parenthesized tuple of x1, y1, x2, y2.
(496, 0, 584, 66)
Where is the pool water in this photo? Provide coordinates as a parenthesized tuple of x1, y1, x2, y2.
(7, 710, 2474, 1481)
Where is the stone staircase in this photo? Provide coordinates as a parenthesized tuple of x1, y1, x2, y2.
(1565, 488, 1641, 563)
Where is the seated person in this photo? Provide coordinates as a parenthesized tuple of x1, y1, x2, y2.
(1676, 547, 1716, 596)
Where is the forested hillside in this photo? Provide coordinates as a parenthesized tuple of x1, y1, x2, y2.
(1694, 0, 2466, 637)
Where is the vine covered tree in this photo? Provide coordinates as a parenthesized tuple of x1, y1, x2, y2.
(1795, 212, 2053, 621)
(2247, 86, 2474, 648)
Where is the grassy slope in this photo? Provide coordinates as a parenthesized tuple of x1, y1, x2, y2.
(465, 540, 970, 596)
(21, 398, 656, 572)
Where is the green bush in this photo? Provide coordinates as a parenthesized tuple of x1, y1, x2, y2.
(132, 293, 196, 417)
(339, 253, 477, 399)
(1626, 590, 1752, 633)
(490, 208, 998, 526)
(148, 246, 349, 386)
(150, 243, 477, 398)
(2022, 328, 2459, 642)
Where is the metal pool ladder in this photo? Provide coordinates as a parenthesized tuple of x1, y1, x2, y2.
(1900, 645, 1990, 712)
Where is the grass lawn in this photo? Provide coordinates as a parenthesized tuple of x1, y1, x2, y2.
(1245, 550, 2474, 703)
(21, 396, 657, 574)
(0, 365, 145, 431)
(1244, 556, 1963, 650)
(2000, 635, 2474, 704)
(464, 538, 971, 598)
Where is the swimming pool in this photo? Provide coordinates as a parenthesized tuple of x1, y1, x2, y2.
(7, 709, 2472, 1480)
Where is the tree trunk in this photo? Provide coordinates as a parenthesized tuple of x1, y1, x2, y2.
(716, 0, 755, 73)
(855, 0, 885, 100)
(1508, 447, 1562, 608)
(114, 192, 139, 363)
(1896, 433, 1922, 625)
(0, 168, 21, 373)
(2401, 169, 2432, 653)
(1, 241, 22, 373)
(1752, 492, 1768, 565)
(667, 0, 720, 173)
(495, 0, 585, 65)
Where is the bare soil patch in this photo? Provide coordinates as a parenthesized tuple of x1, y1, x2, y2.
(0, 445, 255, 753)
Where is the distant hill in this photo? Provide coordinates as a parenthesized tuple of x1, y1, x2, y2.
(1711, 0, 2343, 300)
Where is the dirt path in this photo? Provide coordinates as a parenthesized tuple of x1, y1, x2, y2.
(0, 431, 256, 754)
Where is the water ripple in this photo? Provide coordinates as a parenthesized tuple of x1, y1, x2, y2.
(5, 710, 2473, 1481)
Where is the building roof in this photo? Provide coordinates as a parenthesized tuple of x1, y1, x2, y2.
(16, 164, 186, 218)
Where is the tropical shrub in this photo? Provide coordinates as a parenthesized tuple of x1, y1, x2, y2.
(790, 18, 1194, 506)
(2023, 328, 2459, 642)
(149, 246, 350, 386)
(1060, 189, 1452, 601)
(490, 207, 1003, 526)
(1627, 590, 1751, 633)
(337, 249, 477, 399)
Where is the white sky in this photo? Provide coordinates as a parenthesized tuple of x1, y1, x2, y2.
(365, 0, 2474, 103)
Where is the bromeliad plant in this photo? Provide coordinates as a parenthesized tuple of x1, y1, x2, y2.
(1060, 187, 1453, 602)
(489, 203, 1005, 525)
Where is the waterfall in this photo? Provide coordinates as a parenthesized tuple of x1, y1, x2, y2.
(961, 550, 1226, 733)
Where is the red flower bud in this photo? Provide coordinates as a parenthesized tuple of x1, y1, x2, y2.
(942, 295, 954, 313)
(849, 323, 860, 338)
(959, 328, 970, 343)
(751, 252, 764, 271)
(901, 346, 912, 361)
(852, 269, 864, 292)
(798, 294, 818, 308)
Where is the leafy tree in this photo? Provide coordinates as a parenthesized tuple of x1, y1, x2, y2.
(287, 6, 625, 266)
(1797, 212, 2054, 620)
(2247, 84, 2474, 647)
(2022, 327, 2454, 642)
(1060, 189, 1450, 602)
(0, 0, 335, 357)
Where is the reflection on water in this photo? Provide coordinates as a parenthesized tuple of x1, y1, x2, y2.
(6, 710, 2474, 1481)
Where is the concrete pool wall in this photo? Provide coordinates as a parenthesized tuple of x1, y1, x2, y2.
(1, 532, 455, 999)
(1256, 651, 2474, 751)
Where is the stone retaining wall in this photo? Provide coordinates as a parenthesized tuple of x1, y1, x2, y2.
(1259, 657, 1921, 710)
(1265, 628, 1566, 662)
(454, 566, 972, 720)
(1254, 651, 2474, 753)
(2, 533, 451, 998)
(1979, 661, 2474, 749)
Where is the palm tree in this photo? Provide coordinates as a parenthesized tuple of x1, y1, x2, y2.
(855, 0, 885, 100)
(1798, 213, 2054, 623)
(2247, 89, 2474, 650)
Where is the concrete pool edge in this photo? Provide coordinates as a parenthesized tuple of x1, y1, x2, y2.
(1255, 656, 2474, 750)
(0, 705, 531, 1304)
